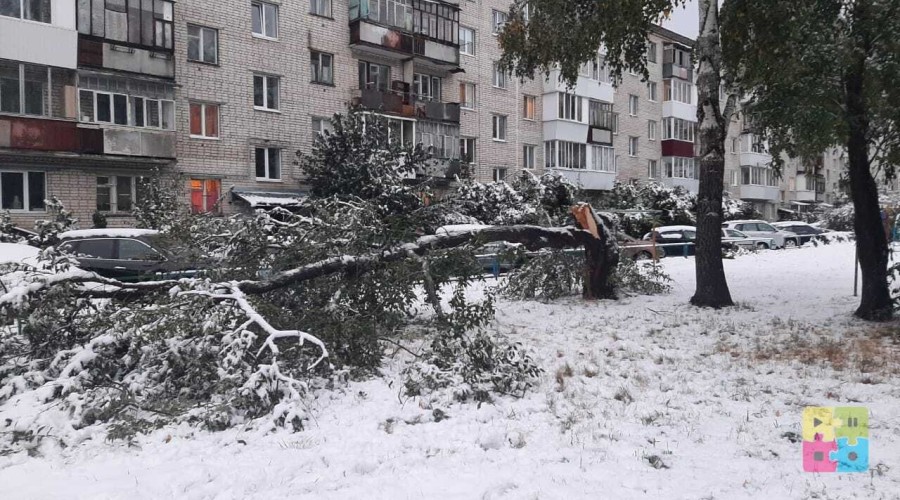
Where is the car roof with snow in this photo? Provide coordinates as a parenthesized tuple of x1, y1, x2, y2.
(0, 243, 41, 265)
(652, 225, 697, 232)
(58, 229, 161, 240)
(724, 219, 770, 224)
(772, 221, 812, 226)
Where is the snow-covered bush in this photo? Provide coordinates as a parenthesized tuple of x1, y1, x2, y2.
(32, 197, 77, 246)
(612, 258, 673, 296)
(597, 181, 696, 237)
(132, 167, 185, 230)
(722, 194, 761, 221)
(819, 203, 855, 231)
(0, 211, 27, 243)
(451, 171, 578, 226)
(502, 250, 583, 301)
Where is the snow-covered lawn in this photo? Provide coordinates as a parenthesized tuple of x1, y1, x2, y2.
(3, 242, 899, 499)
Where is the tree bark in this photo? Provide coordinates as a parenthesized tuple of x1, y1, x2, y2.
(844, 20, 892, 321)
(691, 0, 734, 308)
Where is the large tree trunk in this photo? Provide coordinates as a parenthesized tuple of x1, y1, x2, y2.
(572, 204, 619, 300)
(691, 0, 734, 308)
(845, 44, 892, 321)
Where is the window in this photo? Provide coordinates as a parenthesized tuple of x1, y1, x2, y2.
(628, 94, 639, 116)
(72, 239, 115, 259)
(491, 9, 508, 34)
(0, 0, 50, 23)
(255, 147, 281, 180)
(648, 159, 659, 178)
(647, 42, 657, 63)
(460, 137, 476, 164)
(663, 157, 698, 179)
(740, 166, 778, 187)
(558, 92, 583, 122)
(189, 103, 219, 138)
(523, 95, 535, 120)
(492, 168, 507, 182)
(190, 179, 221, 214)
(592, 55, 609, 83)
(664, 45, 691, 67)
(385, 116, 415, 146)
(310, 51, 334, 85)
(522, 145, 535, 169)
(187, 25, 218, 64)
(459, 82, 476, 109)
(591, 145, 615, 172)
(459, 26, 475, 56)
(0, 171, 44, 211)
(253, 74, 279, 110)
(417, 121, 459, 159)
(662, 117, 696, 142)
(588, 100, 615, 132)
(358, 61, 390, 91)
(413, 74, 442, 101)
(311, 116, 333, 138)
(492, 62, 507, 89)
(664, 79, 692, 104)
(96, 175, 135, 212)
(0, 61, 52, 116)
(310, 0, 332, 17)
(76, 0, 173, 49)
(647, 81, 658, 101)
(251, 1, 278, 38)
(78, 90, 131, 126)
(648, 120, 657, 141)
(628, 136, 638, 157)
(118, 239, 163, 261)
(492, 114, 507, 141)
(544, 141, 586, 169)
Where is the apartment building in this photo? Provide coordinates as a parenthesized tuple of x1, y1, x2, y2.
(1, 0, 177, 227)
(540, 26, 698, 195)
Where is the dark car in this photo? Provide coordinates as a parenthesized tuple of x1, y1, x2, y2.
(642, 226, 698, 256)
(772, 221, 826, 245)
(620, 234, 666, 260)
(58, 229, 197, 281)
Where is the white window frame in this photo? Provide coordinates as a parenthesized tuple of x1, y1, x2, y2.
(648, 42, 658, 63)
(492, 114, 507, 141)
(591, 145, 615, 173)
(459, 82, 476, 109)
(492, 167, 507, 182)
(628, 136, 638, 157)
(491, 9, 508, 34)
(648, 120, 657, 141)
(522, 144, 536, 169)
(311, 116, 333, 138)
(628, 94, 639, 116)
(310, 0, 332, 17)
(189, 102, 219, 139)
(647, 81, 658, 102)
(413, 73, 442, 101)
(96, 175, 136, 213)
(310, 51, 334, 85)
(187, 25, 218, 64)
(0, 0, 51, 23)
(492, 62, 507, 89)
(253, 74, 280, 111)
(648, 159, 659, 178)
(523, 95, 536, 120)
(558, 92, 583, 122)
(251, 1, 279, 39)
(0, 170, 45, 212)
(459, 26, 475, 56)
(255, 147, 282, 181)
(460, 137, 476, 164)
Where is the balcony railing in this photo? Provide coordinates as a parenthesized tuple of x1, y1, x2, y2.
(349, 0, 460, 66)
(352, 87, 460, 123)
(663, 63, 692, 81)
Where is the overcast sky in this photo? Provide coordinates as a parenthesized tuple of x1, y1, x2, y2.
(659, 1, 700, 39)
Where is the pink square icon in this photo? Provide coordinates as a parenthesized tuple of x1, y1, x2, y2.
(803, 438, 837, 472)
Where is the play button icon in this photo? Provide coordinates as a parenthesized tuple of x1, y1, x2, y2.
(814, 418, 823, 427)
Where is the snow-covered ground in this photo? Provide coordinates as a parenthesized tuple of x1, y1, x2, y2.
(3, 242, 900, 500)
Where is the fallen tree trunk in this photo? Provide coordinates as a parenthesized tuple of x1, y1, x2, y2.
(1, 223, 619, 305)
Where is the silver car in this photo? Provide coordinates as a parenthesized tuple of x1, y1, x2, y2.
(722, 220, 800, 249)
(722, 228, 776, 250)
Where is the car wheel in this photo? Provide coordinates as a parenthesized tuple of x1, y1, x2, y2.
(634, 251, 653, 261)
(756, 242, 769, 250)
(784, 239, 798, 249)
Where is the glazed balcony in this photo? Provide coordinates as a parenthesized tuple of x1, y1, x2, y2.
(349, 0, 460, 68)
(351, 87, 460, 123)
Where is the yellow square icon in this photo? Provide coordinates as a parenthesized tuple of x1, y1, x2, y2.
(803, 406, 835, 442)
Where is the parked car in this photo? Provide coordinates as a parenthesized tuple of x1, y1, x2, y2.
(642, 225, 698, 256)
(0, 242, 41, 266)
(721, 228, 776, 250)
(58, 229, 199, 281)
(474, 241, 527, 273)
(722, 220, 800, 249)
(772, 221, 827, 245)
(620, 234, 666, 260)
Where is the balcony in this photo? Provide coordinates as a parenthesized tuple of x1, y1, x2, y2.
(661, 140, 697, 157)
(795, 190, 819, 202)
(739, 184, 780, 202)
(349, 0, 460, 68)
(660, 177, 699, 193)
(663, 63, 692, 81)
(351, 88, 460, 123)
(739, 151, 771, 168)
(662, 100, 696, 122)
(76, 0, 175, 79)
(0, 115, 174, 159)
(0, 15, 77, 69)
(554, 168, 616, 191)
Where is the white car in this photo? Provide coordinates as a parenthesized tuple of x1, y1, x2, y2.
(721, 228, 776, 250)
(722, 220, 800, 249)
